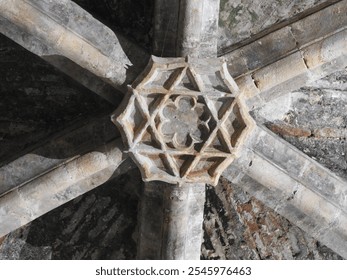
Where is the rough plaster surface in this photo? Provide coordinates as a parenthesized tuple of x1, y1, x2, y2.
(218, 0, 328, 50)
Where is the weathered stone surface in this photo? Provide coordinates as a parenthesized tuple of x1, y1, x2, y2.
(222, 1, 347, 83)
(235, 28, 347, 110)
(114, 56, 252, 185)
(238, 69, 347, 258)
(177, 0, 205, 57)
(0, 0, 149, 96)
(0, 169, 140, 260)
(224, 27, 298, 77)
(137, 182, 205, 260)
(253, 127, 347, 211)
(199, 0, 220, 57)
(0, 172, 341, 260)
(262, 69, 347, 180)
(230, 165, 347, 259)
(223, 124, 347, 259)
(290, 0, 347, 48)
(266, 121, 312, 138)
(0, 115, 119, 196)
(153, 0, 219, 58)
(0, 226, 52, 260)
(0, 138, 130, 238)
(177, 0, 220, 57)
(218, 0, 335, 51)
(202, 179, 342, 260)
(0, 16, 122, 104)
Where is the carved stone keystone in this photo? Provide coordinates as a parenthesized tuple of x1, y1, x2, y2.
(113, 56, 252, 186)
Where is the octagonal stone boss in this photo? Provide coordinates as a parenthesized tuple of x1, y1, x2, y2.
(112, 56, 252, 186)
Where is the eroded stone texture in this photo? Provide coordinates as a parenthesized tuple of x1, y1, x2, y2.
(0, 169, 140, 260)
(1, 0, 346, 261)
(0, 173, 342, 260)
(261, 69, 347, 180)
(153, 0, 220, 58)
(137, 181, 205, 260)
(202, 179, 342, 260)
(114, 56, 252, 185)
(218, 0, 330, 50)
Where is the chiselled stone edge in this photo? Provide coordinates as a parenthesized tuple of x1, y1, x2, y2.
(221, 0, 347, 111)
(112, 56, 256, 186)
(0, 138, 134, 238)
(0, 0, 149, 102)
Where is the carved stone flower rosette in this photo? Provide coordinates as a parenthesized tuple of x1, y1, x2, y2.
(112, 56, 252, 186)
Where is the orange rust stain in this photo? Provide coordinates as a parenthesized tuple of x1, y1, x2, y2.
(267, 212, 283, 229)
(238, 202, 252, 213)
(0, 236, 5, 246)
(268, 123, 312, 138)
(243, 231, 257, 250)
(246, 221, 259, 233)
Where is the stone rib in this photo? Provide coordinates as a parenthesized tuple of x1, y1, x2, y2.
(153, 0, 220, 58)
(223, 125, 347, 259)
(135, 1, 220, 260)
(0, 116, 118, 196)
(221, 0, 347, 110)
(0, 0, 149, 103)
(137, 181, 205, 260)
(0, 138, 133, 238)
(222, 0, 347, 75)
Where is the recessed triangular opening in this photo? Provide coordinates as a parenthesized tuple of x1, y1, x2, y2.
(215, 97, 235, 120)
(163, 68, 185, 90)
(175, 68, 200, 91)
(209, 130, 231, 153)
(172, 154, 195, 178)
(186, 157, 225, 180)
(145, 94, 164, 115)
(154, 153, 175, 176)
(131, 98, 148, 142)
(139, 126, 161, 149)
(201, 71, 232, 93)
(142, 68, 184, 90)
(230, 104, 247, 147)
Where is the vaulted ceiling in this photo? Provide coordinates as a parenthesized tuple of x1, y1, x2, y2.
(0, 0, 346, 259)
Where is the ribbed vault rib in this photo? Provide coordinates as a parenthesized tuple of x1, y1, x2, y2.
(0, 0, 150, 104)
(0, 115, 119, 196)
(136, 0, 221, 260)
(222, 0, 347, 110)
(0, 138, 134, 238)
(223, 124, 347, 259)
(153, 0, 220, 58)
(0, 0, 346, 259)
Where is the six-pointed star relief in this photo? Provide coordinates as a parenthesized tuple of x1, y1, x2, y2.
(113, 56, 252, 186)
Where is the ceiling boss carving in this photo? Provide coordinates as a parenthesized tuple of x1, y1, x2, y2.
(113, 56, 252, 186)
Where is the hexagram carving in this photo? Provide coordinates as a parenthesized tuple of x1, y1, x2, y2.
(112, 56, 252, 186)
